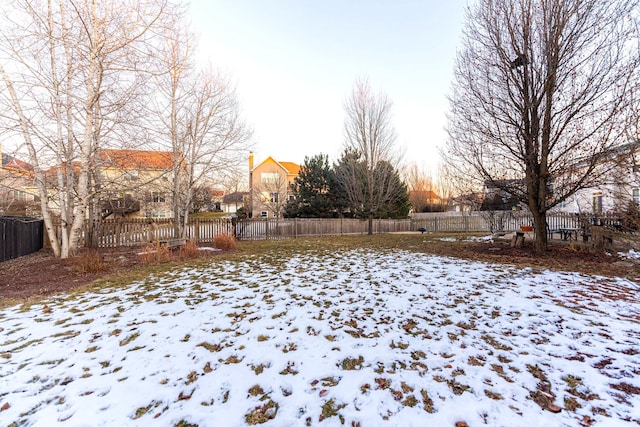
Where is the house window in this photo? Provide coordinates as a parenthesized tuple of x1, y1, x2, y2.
(261, 172, 279, 184)
(288, 194, 295, 201)
(592, 192, 603, 214)
(269, 192, 279, 203)
(152, 211, 166, 218)
(633, 188, 639, 205)
(123, 171, 139, 181)
(151, 192, 166, 203)
(260, 211, 268, 218)
(10, 190, 27, 201)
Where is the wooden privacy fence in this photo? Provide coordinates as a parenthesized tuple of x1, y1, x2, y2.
(0, 216, 43, 262)
(76, 213, 623, 248)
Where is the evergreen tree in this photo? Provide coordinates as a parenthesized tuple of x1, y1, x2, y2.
(284, 154, 343, 217)
(373, 161, 410, 219)
(334, 150, 409, 220)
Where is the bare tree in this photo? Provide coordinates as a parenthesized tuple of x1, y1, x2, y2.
(155, 19, 252, 238)
(434, 163, 454, 212)
(444, 0, 639, 251)
(336, 78, 404, 234)
(404, 162, 437, 212)
(220, 167, 249, 195)
(0, 0, 170, 257)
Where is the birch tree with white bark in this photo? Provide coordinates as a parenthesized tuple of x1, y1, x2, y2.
(0, 0, 171, 257)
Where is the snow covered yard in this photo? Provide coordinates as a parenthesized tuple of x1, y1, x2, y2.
(1, 247, 639, 427)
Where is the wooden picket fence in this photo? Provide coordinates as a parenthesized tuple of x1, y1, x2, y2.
(85, 218, 234, 248)
(72, 213, 624, 248)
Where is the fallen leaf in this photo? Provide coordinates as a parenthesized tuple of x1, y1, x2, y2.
(547, 402, 562, 413)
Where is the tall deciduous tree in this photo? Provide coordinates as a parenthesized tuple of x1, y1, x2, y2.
(336, 79, 405, 234)
(445, 0, 639, 251)
(155, 17, 252, 238)
(0, 0, 169, 258)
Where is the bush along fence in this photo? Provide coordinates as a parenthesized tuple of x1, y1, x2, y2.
(53, 212, 625, 249)
(0, 216, 43, 262)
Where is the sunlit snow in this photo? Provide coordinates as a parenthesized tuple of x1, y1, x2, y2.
(1, 248, 639, 426)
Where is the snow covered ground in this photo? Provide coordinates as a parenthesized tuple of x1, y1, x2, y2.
(1, 247, 639, 427)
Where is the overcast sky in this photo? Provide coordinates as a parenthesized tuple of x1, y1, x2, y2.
(189, 0, 468, 172)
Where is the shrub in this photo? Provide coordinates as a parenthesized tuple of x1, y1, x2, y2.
(138, 243, 171, 264)
(178, 239, 201, 259)
(213, 233, 236, 251)
(73, 248, 107, 273)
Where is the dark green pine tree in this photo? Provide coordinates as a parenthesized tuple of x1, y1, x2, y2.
(284, 154, 344, 218)
(373, 160, 411, 219)
(333, 150, 409, 220)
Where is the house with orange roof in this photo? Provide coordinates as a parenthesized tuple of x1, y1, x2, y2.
(97, 148, 180, 219)
(0, 146, 185, 219)
(248, 152, 300, 218)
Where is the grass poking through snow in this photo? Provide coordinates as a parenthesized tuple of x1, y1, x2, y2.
(1, 236, 639, 426)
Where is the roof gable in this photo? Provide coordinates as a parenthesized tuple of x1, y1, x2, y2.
(2, 154, 33, 172)
(253, 156, 300, 175)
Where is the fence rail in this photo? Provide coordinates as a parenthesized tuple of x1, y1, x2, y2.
(0, 216, 43, 262)
(86, 218, 235, 248)
(41, 213, 627, 249)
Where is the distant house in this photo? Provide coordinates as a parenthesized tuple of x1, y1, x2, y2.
(551, 142, 639, 215)
(208, 189, 225, 212)
(97, 149, 178, 219)
(409, 190, 442, 212)
(448, 192, 482, 215)
(0, 146, 194, 219)
(0, 145, 39, 216)
(480, 179, 525, 211)
(248, 152, 300, 218)
(221, 191, 249, 214)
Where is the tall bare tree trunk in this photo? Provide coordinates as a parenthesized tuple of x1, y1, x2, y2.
(445, 0, 639, 252)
